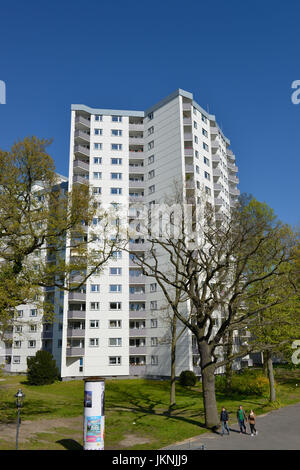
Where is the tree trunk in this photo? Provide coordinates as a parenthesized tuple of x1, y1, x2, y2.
(169, 314, 177, 409)
(225, 329, 234, 391)
(199, 341, 219, 429)
(262, 350, 268, 376)
(266, 350, 276, 402)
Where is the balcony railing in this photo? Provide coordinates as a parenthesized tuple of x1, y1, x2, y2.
(67, 310, 86, 320)
(67, 328, 85, 338)
(74, 129, 90, 143)
(73, 175, 89, 185)
(66, 347, 85, 357)
(75, 115, 90, 129)
(73, 160, 89, 172)
(74, 145, 90, 157)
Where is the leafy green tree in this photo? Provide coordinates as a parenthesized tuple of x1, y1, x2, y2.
(27, 350, 60, 385)
(0, 137, 122, 340)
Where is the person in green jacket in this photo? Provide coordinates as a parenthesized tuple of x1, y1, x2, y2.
(237, 405, 247, 434)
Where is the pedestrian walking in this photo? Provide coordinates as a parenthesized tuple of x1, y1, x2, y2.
(248, 410, 258, 436)
(237, 405, 247, 434)
(220, 407, 230, 435)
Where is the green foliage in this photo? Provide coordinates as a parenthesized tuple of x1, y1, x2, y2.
(178, 370, 197, 387)
(215, 369, 269, 396)
(27, 350, 60, 385)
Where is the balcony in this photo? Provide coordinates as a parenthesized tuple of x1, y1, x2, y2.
(129, 194, 145, 203)
(74, 129, 90, 143)
(185, 179, 195, 189)
(214, 183, 223, 192)
(129, 241, 149, 251)
(184, 148, 193, 157)
(229, 187, 240, 196)
(185, 164, 194, 173)
(214, 198, 223, 206)
(73, 160, 89, 172)
(129, 137, 144, 146)
(129, 165, 144, 174)
(129, 151, 144, 159)
(210, 126, 218, 134)
(129, 274, 147, 284)
(226, 149, 235, 160)
(228, 174, 239, 184)
(129, 346, 147, 355)
(182, 102, 191, 111)
(212, 154, 221, 163)
(129, 292, 146, 301)
(75, 115, 90, 129)
(68, 310, 86, 320)
(183, 118, 192, 126)
(184, 133, 193, 141)
(74, 145, 90, 158)
(66, 347, 85, 357)
(227, 162, 238, 172)
(129, 123, 144, 132)
(129, 180, 145, 189)
(73, 175, 89, 185)
(213, 168, 222, 177)
(67, 328, 85, 338)
(129, 328, 148, 337)
(211, 140, 219, 150)
(68, 292, 86, 301)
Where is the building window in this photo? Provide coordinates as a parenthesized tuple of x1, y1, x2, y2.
(112, 116, 122, 122)
(89, 338, 99, 347)
(148, 141, 154, 150)
(151, 355, 158, 365)
(93, 172, 102, 179)
(202, 114, 207, 123)
(94, 143, 102, 150)
(30, 324, 37, 332)
(109, 320, 122, 328)
(93, 187, 102, 195)
(111, 251, 122, 259)
(203, 156, 210, 166)
(202, 128, 208, 137)
(204, 171, 210, 180)
(13, 356, 20, 364)
(111, 158, 122, 165)
(15, 325, 22, 333)
(148, 126, 154, 135)
(17, 310, 23, 317)
(203, 142, 209, 151)
(194, 135, 198, 144)
(205, 186, 211, 196)
(151, 337, 158, 346)
(111, 144, 122, 151)
(14, 341, 22, 348)
(147, 112, 154, 121)
(90, 302, 100, 310)
(109, 338, 122, 347)
(111, 187, 122, 195)
(195, 150, 199, 159)
(93, 157, 102, 164)
(109, 284, 122, 293)
(110, 267, 122, 275)
(150, 283, 157, 292)
(95, 115, 103, 121)
(28, 340, 36, 348)
(30, 309, 37, 317)
(111, 129, 122, 136)
(109, 356, 121, 365)
(94, 129, 103, 135)
(151, 319, 158, 328)
(150, 301, 158, 310)
(90, 320, 99, 329)
(193, 121, 197, 129)
(91, 284, 100, 293)
(109, 302, 122, 310)
(148, 170, 155, 179)
(148, 155, 155, 164)
(149, 185, 155, 194)
(111, 173, 122, 180)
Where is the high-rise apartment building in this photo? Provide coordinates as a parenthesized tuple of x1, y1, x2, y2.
(60, 88, 242, 380)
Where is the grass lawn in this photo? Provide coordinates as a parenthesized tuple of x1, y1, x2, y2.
(0, 367, 299, 450)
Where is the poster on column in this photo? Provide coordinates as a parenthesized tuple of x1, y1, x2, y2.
(83, 378, 105, 450)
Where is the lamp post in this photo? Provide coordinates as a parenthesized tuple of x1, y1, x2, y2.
(15, 389, 25, 450)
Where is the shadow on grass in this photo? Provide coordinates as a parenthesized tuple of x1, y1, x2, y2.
(56, 439, 83, 450)
(108, 387, 208, 431)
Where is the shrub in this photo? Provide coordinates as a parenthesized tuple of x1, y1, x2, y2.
(27, 350, 60, 385)
(179, 370, 197, 387)
(215, 370, 269, 396)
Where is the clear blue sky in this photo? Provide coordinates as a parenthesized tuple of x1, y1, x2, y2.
(0, 0, 299, 226)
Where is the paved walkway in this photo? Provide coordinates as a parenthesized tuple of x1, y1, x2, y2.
(163, 402, 300, 450)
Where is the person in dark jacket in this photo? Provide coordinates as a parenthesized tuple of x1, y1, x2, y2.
(248, 410, 258, 436)
(237, 405, 247, 434)
(220, 407, 230, 435)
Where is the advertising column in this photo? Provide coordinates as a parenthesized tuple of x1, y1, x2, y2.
(83, 377, 105, 450)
